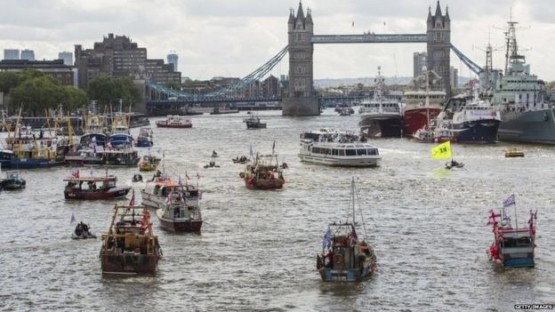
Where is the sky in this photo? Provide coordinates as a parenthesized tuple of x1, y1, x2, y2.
(1, 0, 554, 82)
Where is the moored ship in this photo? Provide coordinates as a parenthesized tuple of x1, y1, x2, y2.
(359, 67, 403, 138)
(402, 70, 446, 137)
(490, 19, 555, 144)
(413, 89, 501, 144)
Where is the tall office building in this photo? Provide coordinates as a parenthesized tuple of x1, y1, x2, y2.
(20, 49, 35, 60)
(4, 49, 19, 60)
(413, 52, 427, 78)
(167, 52, 178, 72)
(58, 51, 73, 66)
(75, 33, 181, 89)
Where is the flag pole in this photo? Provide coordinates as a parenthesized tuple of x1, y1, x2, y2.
(513, 194, 518, 229)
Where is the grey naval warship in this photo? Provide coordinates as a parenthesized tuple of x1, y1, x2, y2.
(491, 19, 555, 144)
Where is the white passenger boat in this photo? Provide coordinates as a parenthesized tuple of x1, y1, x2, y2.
(298, 129, 381, 167)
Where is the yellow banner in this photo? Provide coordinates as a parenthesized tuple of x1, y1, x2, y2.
(431, 141, 452, 160)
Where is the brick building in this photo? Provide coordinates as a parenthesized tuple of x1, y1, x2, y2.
(0, 59, 74, 86)
(74, 33, 181, 89)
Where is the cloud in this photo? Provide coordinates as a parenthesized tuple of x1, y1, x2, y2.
(0, 0, 553, 81)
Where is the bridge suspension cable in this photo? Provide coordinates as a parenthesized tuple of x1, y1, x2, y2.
(147, 45, 289, 100)
(450, 43, 483, 75)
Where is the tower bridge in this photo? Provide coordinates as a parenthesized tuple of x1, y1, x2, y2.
(147, 1, 482, 117)
(311, 34, 428, 44)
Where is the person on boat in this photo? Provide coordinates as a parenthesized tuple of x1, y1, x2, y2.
(212, 150, 218, 157)
(324, 249, 334, 268)
(74, 222, 83, 237)
(81, 222, 89, 233)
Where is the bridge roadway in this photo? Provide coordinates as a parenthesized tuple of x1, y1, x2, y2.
(146, 95, 370, 113)
(311, 33, 428, 44)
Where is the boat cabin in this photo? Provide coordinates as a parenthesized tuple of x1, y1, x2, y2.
(64, 176, 118, 192)
(304, 144, 379, 158)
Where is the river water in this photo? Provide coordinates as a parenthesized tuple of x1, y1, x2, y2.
(0, 109, 554, 311)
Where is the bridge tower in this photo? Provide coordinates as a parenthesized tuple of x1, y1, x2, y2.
(427, 1, 451, 98)
(282, 2, 320, 116)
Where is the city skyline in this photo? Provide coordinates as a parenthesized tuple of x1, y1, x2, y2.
(0, 1, 553, 81)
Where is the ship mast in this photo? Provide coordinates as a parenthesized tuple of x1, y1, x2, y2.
(351, 177, 355, 225)
(504, 13, 521, 75)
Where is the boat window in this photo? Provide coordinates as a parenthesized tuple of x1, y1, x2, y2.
(367, 149, 377, 155)
(338, 150, 345, 156)
(332, 149, 338, 156)
(357, 149, 367, 156)
(346, 149, 356, 156)
(503, 237, 533, 248)
(153, 185, 161, 195)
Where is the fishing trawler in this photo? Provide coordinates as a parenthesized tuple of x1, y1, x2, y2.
(487, 194, 536, 267)
(135, 127, 154, 147)
(316, 177, 377, 282)
(490, 19, 555, 144)
(108, 113, 133, 148)
(239, 145, 285, 190)
(100, 199, 163, 275)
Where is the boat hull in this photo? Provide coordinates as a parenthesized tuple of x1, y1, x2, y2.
(360, 116, 403, 138)
(10, 158, 65, 169)
(402, 107, 442, 136)
(101, 254, 159, 275)
(319, 267, 373, 282)
(64, 187, 130, 200)
(498, 109, 555, 144)
(0, 180, 26, 190)
(244, 178, 284, 190)
(135, 138, 153, 147)
(155, 122, 192, 128)
(246, 122, 266, 129)
(109, 134, 133, 148)
(452, 119, 500, 144)
(158, 217, 203, 233)
(298, 154, 380, 167)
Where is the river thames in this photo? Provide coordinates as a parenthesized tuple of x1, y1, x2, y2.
(0, 108, 554, 311)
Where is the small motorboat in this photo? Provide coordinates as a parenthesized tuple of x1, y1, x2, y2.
(204, 160, 220, 169)
(132, 173, 143, 182)
(71, 221, 97, 240)
(232, 156, 250, 164)
(445, 159, 464, 169)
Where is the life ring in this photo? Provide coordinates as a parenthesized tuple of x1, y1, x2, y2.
(334, 254, 344, 265)
(239, 172, 245, 178)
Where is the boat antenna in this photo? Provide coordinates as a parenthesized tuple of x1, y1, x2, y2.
(351, 177, 355, 225)
(353, 177, 369, 238)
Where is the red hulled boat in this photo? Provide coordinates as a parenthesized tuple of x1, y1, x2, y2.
(239, 151, 285, 190)
(63, 170, 131, 200)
